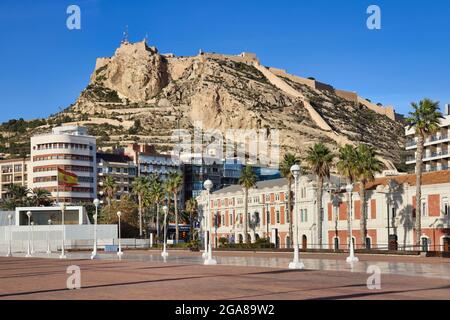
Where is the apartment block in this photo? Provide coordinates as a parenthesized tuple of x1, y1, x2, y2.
(30, 126, 97, 203)
(0, 158, 30, 199)
(405, 104, 450, 172)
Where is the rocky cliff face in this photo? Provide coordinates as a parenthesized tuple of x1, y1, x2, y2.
(1, 40, 405, 168)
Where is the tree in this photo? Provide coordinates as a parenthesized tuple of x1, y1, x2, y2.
(405, 98, 443, 248)
(99, 194, 139, 238)
(2, 184, 30, 210)
(148, 174, 165, 241)
(185, 198, 198, 241)
(239, 165, 257, 244)
(102, 176, 118, 207)
(165, 171, 183, 242)
(305, 143, 334, 249)
(354, 144, 384, 249)
(30, 188, 52, 207)
(280, 153, 301, 246)
(132, 176, 151, 238)
(336, 144, 358, 248)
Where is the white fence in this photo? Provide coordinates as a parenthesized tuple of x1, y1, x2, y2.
(0, 225, 118, 253)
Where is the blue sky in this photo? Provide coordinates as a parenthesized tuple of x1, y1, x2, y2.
(0, 0, 449, 122)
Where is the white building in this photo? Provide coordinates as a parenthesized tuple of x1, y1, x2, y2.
(406, 104, 450, 172)
(197, 171, 450, 252)
(30, 126, 97, 204)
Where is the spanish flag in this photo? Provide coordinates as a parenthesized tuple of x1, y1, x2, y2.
(57, 168, 78, 186)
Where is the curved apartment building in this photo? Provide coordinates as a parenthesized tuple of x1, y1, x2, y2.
(30, 126, 97, 204)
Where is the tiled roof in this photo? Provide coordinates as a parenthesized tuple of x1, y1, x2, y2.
(212, 178, 288, 195)
(364, 170, 450, 190)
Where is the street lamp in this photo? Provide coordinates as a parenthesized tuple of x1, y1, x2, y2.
(202, 180, 212, 259)
(91, 198, 100, 259)
(6, 214, 12, 257)
(346, 184, 359, 263)
(117, 211, 123, 257)
(289, 164, 304, 269)
(161, 205, 169, 257)
(31, 222, 35, 254)
(25, 211, 32, 257)
(60, 203, 67, 259)
(46, 219, 52, 254)
(204, 179, 217, 265)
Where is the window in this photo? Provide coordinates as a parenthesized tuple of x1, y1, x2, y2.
(276, 210, 280, 223)
(265, 194, 270, 202)
(443, 197, 449, 216)
(286, 206, 290, 223)
(275, 193, 280, 201)
(422, 201, 427, 217)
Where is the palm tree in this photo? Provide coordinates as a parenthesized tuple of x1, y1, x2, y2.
(102, 176, 118, 206)
(149, 174, 165, 241)
(185, 198, 198, 241)
(280, 153, 301, 247)
(354, 144, 384, 249)
(4, 184, 30, 209)
(165, 171, 183, 242)
(239, 165, 257, 244)
(305, 143, 334, 249)
(132, 176, 151, 237)
(336, 144, 358, 249)
(30, 188, 52, 207)
(406, 98, 443, 248)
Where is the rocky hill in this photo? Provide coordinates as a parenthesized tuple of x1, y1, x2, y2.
(0, 40, 406, 169)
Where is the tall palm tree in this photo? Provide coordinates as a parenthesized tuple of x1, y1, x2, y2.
(185, 198, 198, 241)
(165, 171, 183, 242)
(239, 165, 257, 244)
(102, 176, 118, 206)
(149, 174, 165, 241)
(336, 144, 358, 248)
(354, 144, 384, 249)
(280, 153, 301, 246)
(30, 188, 52, 207)
(305, 143, 334, 249)
(406, 98, 443, 248)
(132, 176, 151, 237)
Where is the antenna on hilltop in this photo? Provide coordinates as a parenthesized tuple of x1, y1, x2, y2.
(122, 25, 129, 44)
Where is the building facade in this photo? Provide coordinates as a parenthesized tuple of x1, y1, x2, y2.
(30, 126, 97, 203)
(197, 171, 450, 252)
(405, 104, 450, 172)
(0, 158, 30, 199)
(97, 152, 137, 200)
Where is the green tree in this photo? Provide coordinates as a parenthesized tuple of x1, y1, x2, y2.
(102, 176, 118, 207)
(164, 171, 183, 242)
(280, 153, 301, 246)
(147, 174, 165, 241)
(405, 98, 443, 248)
(2, 184, 30, 210)
(99, 194, 139, 238)
(336, 144, 358, 248)
(30, 188, 52, 207)
(239, 165, 257, 244)
(132, 176, 151, 238)
(305, 143, 334, 249)
(185, 198, 198, 241)
(354, 144, 384, 249)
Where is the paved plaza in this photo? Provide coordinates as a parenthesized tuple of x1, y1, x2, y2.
(0, 250, 449, 300)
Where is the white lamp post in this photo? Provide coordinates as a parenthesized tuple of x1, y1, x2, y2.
(25, 211, 32, 257)
(202, 180, 212, 259)
(91, 198, 100, 259)
(289, 164, 305, 269)
(59, 203, 67, 259)
(161, 205, 169, 257)
(46, 219, 52, 254)
(30, 222, 35, 254)
(203, 179, 217, 265)
(6, 214, 12, 257)
(117, 211, 123, 257)
(346, 183, 359, 263)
